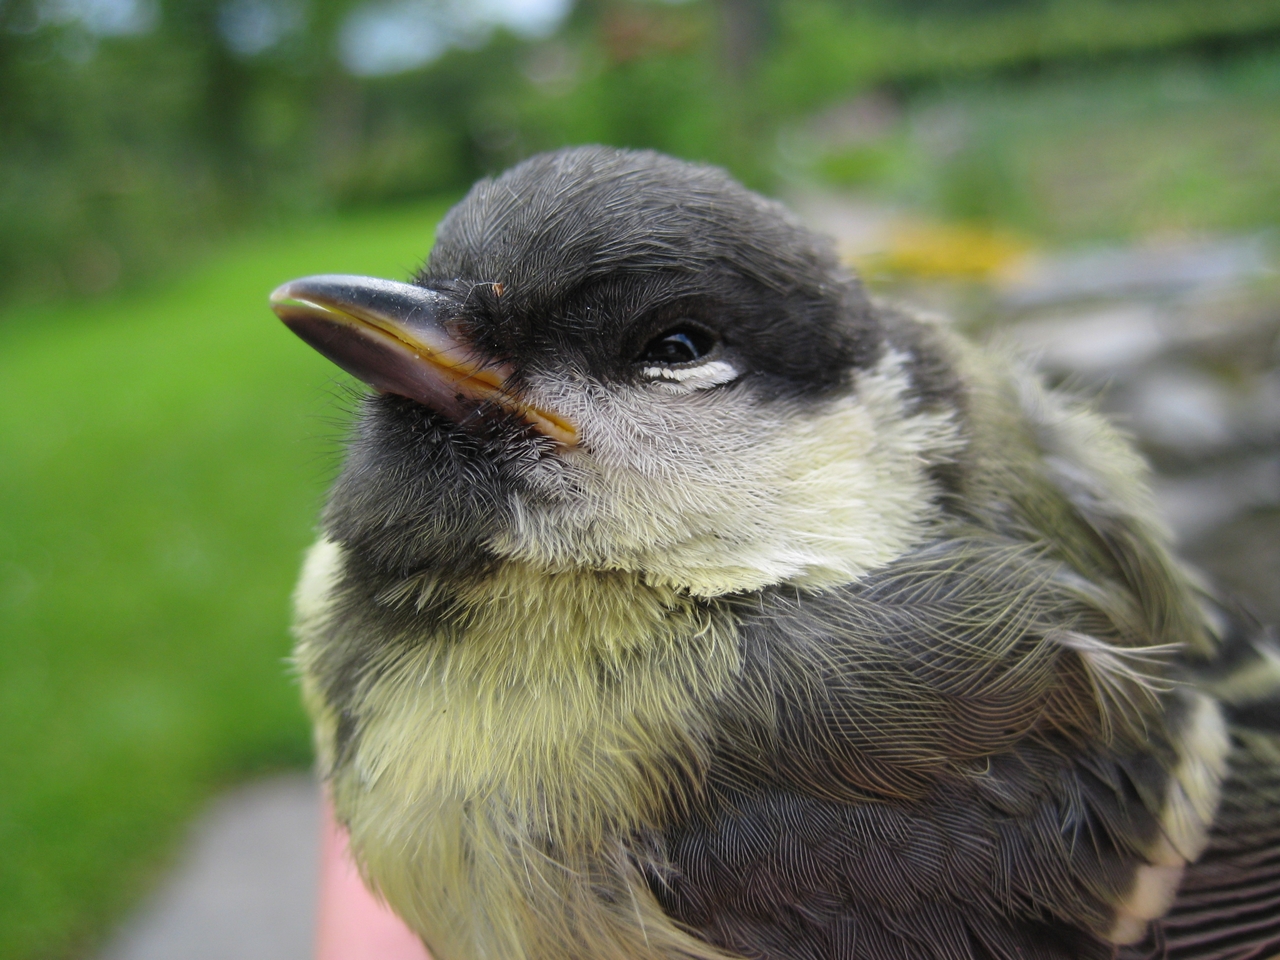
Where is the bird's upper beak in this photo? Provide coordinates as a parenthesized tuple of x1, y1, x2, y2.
(270, 274, 577, 445)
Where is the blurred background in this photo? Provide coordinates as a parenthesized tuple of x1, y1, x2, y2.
(2, 1, 1279, 957)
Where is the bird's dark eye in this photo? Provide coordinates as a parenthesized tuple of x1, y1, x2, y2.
(636, 325, 717, 365)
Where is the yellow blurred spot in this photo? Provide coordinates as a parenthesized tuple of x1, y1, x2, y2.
(846, 220, 1032, 282)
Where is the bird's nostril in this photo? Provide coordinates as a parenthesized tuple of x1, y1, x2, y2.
(270, 273, 575, 445)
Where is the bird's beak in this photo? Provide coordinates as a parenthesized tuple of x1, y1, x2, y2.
(270, 274, 577, 445)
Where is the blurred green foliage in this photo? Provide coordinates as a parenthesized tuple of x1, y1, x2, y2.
(801, 49, 1280, 241)
(766, 0, 1280, 114)
(6, 0, 1280, 305)
(0, 199, 449, 960)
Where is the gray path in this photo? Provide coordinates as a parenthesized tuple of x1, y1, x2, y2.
(97, 773, 319, 960)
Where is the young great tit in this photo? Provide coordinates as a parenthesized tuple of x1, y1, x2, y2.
(272, 146, 1280, 960)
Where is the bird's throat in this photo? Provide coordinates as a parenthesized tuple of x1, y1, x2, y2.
(295, 541, 740, 835)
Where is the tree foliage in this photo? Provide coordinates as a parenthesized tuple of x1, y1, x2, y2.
(4, 0, 1280, 304)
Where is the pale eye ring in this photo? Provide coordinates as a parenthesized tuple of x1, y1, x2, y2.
(641, 359, 740, 389)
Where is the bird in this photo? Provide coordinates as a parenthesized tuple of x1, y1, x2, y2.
(270, 145, 1280, 960)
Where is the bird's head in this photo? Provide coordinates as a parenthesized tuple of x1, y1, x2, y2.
(273, 147, 963, 597)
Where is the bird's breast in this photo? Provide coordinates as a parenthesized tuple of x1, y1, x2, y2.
(294, 541, 741, 958)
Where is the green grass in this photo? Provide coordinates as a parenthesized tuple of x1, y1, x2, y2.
(0, 199, 450, 960)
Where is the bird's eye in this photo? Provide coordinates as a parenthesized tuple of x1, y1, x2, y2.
(636, 325, 717, 365)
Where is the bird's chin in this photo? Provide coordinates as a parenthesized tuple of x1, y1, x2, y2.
(319, 394, 526, 578)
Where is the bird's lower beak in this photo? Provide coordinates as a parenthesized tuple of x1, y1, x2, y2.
(270, 275, 576, 445)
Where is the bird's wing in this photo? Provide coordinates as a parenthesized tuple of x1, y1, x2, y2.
(1122, 607, 1280, 960)
(645, 533, 1220, 960)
